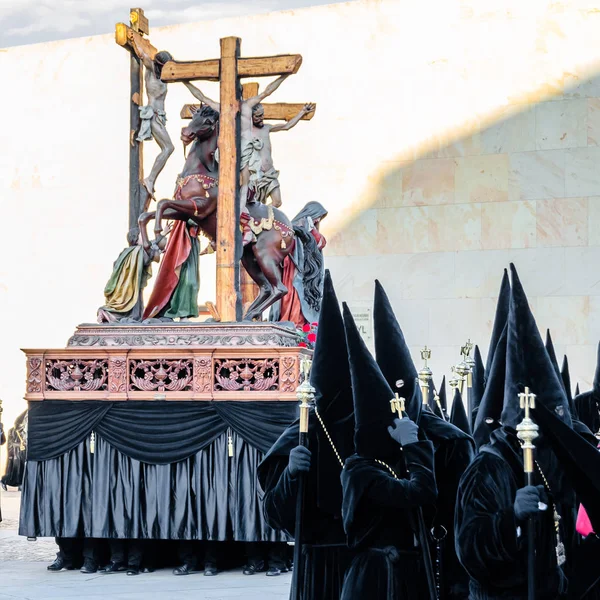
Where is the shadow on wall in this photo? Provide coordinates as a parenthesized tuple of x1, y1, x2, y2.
(324, 72, 600, 390)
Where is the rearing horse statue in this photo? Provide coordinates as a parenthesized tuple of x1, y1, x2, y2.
(139, 105, 296, 321)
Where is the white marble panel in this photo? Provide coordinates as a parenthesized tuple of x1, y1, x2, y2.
(536, 296, 590, 345)
(402, 158, 456, 206)
(454, 250, 512, 298)
(386, 252, 456, 300)
(428, 204, 482, 252)
(565, 147, 600, 197)
(479, 107, 536, 154)
(326, 210, 378, 257)
(509, 150, 565, 201)
(455, 154, 509, 204)
(587, 98, 600, 146)
(508, 248, 566, 296)
(535, 99, 587, 150)
(536, 197, 588, 247)
(428, 298, 484, 347)
(375, 206, 430, 254)
(588, 196, 600, 246)
(564, 344, 597, 392)
(481, 201, 536, 250)
(564, 247, 600, 296)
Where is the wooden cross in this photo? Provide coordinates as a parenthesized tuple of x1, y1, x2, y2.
(115, 8, 156, 230)
(160, 38, 310, 322)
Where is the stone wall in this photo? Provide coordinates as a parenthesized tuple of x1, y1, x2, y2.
(1, 0, 600, 431)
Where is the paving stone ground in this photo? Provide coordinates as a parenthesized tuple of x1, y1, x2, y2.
(0, 490, 291, 600)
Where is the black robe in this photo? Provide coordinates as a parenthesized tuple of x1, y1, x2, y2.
(455, 428, 568, 599)
(420, 411, 475, 599)
(340, 440, 437, 600)
(258, 414, 355, 600)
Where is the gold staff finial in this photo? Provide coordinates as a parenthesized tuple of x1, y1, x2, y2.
(516, 387, 538, 474)
(296, 356, 316, 434)
(390, 380, 406, 416)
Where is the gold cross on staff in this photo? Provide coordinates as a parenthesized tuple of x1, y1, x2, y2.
(158, 37, 310, 322)
(180, 81, 316, 122)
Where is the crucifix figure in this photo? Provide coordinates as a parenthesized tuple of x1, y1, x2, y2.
(183, 77, 315, 245)
(160, 38, 316, 322)
(115, 9, 176, 223)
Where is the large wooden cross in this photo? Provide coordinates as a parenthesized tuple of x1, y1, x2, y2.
(115, 8, 155, 230)
(161, 38, 310, 322)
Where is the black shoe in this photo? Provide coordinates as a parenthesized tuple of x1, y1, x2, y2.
(126, 566, 140, 576)
(173, 563, 197, 576)
(141, 566, 155, 573)
(47, 557, 74, 572)
(243, 562, 264, 575)
(266, 567, 282, 577)
(80, 559, 98, 574)
(101, 561, 126, 574)
(204, 563, 218, 576)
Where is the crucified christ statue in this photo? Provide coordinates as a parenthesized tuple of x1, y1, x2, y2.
(129, 31, 175, 207)
(183, 76, 314, 244)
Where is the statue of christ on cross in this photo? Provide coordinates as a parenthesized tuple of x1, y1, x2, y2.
(183, 77, 314, 244)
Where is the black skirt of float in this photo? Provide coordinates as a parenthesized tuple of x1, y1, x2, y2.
(20, 400, 296, 541)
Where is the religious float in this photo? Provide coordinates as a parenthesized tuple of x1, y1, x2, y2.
(19, 9, 326, 550)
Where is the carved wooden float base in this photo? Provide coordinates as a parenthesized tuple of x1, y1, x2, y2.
(24, 322, 310, 402)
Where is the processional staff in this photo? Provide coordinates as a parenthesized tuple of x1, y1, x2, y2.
(454, 341, 473, 419)
(390, 383, 437, 600)
(292, 357, 315, 600)
(516, 387, 539, 600)
(418, 346, 433, 407)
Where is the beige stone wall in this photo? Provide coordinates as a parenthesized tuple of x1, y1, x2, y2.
(1, 0, 600, 436)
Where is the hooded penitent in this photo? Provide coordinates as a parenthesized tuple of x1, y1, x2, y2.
(372, 279, 475, 600)
(470, 345, 485, 427)
(373, 280, 422, 423)
(484, 269, 510, 384)
(574, 343, 600, 436)
(502, 265, 571, 430)
(258, 270, 356, 600)
(472, 324, 507, 449)
(455, 264, 573, 599)
(343, 302, 397, 460)
(450, 388, 472, 436)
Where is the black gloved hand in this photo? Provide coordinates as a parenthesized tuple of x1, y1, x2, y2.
(514, 485, 548, 522)
(387, 417, 419, 446)
(288, 445, 311, 478)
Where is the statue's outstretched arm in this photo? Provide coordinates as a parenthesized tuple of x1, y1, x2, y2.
(246, 74, 289, 108)
(129, 31, 154, 71)
(183, 82, 220, 112)
(271, 103, 315, 132)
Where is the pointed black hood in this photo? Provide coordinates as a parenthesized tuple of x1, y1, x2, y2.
(343, 302, 397, 459)
(485, 269, 510, 383)
(545, 330, 564, 393)
(450, 387, 471, 435)
(560, 354, 577, 416)
(373, 280, 422, 423)
(311, 270, 352, 421)
(473, 324, 507, 449)
(575, 382, 580, 397)
(470, 345, 485, 426)
(502, 264, 571, 429)
(438, 376, 447, 414)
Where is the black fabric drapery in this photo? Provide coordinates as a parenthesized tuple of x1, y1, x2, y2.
(27, 401, 298, 464)
(20, 431, 291, 542)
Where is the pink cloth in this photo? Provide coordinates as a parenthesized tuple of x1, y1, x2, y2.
(576, 441, 600, 537)
(577, 504, 595, 537)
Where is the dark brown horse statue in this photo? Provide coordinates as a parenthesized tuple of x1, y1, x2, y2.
(138, 104, 220, 254)
(139, 105, 296, 322)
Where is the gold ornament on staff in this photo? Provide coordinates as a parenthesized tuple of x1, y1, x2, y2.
(516, 387, 538, 474)
(296, 357, 316, 434)
(418, 346, 433, 406)
(464, 339, 475, 389)
(433, 389, 447, 421)
(390, 380, 406, 417)
(448, 366, 462, 392)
